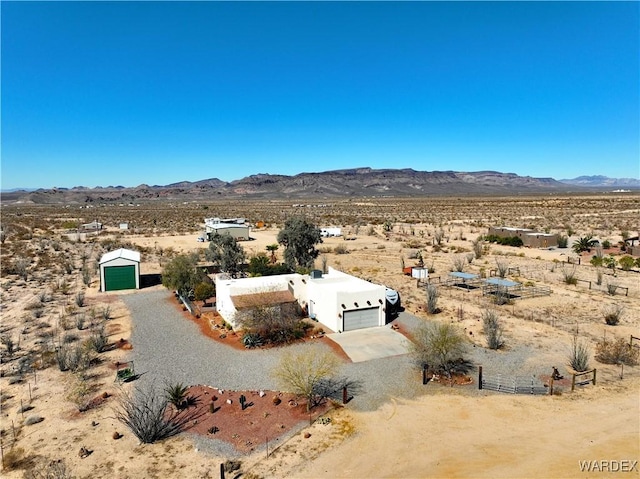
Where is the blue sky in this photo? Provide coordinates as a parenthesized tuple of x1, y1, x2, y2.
(2, 1, 638, 190)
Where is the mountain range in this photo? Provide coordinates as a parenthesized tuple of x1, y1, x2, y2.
(1, 169, 637, 204)
(558, 175, 640, 188)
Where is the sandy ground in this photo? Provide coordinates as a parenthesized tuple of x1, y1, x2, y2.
(2, 221, 639, 478)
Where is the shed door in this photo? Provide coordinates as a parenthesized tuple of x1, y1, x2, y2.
(343, 307, 379, 331)
(104, 265, 136, 291)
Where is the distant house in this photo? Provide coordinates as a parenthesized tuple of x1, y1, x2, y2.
(624, 236, 640, 256)
(215, 267, 386, 333)
(204, 217, 250, 241)
(81, 220, 103, 232)
(488, 226, 558, 248)
(99, 248, 140, 292)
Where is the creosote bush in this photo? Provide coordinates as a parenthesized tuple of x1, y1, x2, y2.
(595, 337, 639, 366)
(602, 304, 623, 326)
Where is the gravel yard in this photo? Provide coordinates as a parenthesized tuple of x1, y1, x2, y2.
(123, 290, 557, 416)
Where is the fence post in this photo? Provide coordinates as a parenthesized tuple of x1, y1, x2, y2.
(571, 374, 576, 392)
(220, 463, 225, 479)
(549, 376, 554, 396)
(342, 386, 348, 404)
(422, 365, 428, 385)
(478, 366, 483, 390)
(592, 369, 597, 386)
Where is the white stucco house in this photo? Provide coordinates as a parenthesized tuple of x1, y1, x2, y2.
(215, 267, 386, 332)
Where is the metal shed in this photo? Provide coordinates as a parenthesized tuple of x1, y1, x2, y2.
(99, 248, 141, 292)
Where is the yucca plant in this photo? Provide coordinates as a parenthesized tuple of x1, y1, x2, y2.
(568, 335, 591, 372)
(165, 383, 189, 409)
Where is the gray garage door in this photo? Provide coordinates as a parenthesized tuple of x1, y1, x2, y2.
(343, 307, 379, 331)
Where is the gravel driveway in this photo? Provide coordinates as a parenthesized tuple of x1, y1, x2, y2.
(123, 290, 549, 415)
(122, 290, 426, 412)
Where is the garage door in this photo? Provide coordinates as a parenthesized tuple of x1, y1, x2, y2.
(343, 307, 379, 331)
(104, 265, 136, 291)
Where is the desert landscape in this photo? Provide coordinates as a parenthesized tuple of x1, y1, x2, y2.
(1, 194, 639, 478)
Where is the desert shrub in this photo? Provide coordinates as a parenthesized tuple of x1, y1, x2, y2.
(602, 304, 623, 326)
(76, 313, 86, 331)
(606, 281, 618, 296)
(75, 292, 85, 307)
(224, 460, 242, 473)
(410, 322, 469, 377)
(82, 266, 92, 286)
(242, 332, 264, 349)
(193, 282, 216, 301)
(595, 338, 639, 366)
(24, 458, 74, 479)
(89, 324, 109, 353)
(482, 309, 504, 350)
(101, 306, 112, 321)
(451, 255, 466, 273)
(618, 255, 635, 271)
(595, 268, 603, 285)
(333, 244, 349, 255)
(472, 237, 483, 258)
(235, 303, 303, 345)
(568, 335, 591, 372)
(56, 343, 90, 372)
(601, 239, 612, 249)
(63, 333, 80, 344)
(561, 266, 578, 285)
(1, 334, 17, 356)
(25, 415, 45, 425)
(165, 382, 189, 409)
(425, 284, 439, 314)
(484, 235, 523, 247)
(114, 382, 199, 444)
(2, 447, 26, 470)
(557, 235, 568, 248)
(495, 259, 509, 278)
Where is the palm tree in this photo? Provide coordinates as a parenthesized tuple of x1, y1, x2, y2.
(572, 235, 598, 254)
(266, 244, 279, 264)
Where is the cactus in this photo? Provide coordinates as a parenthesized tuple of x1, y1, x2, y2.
(239, 394, 247, 410)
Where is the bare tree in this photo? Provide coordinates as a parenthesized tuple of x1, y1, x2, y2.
(410, 322, 469, 378)
(272, 347, 340, 411)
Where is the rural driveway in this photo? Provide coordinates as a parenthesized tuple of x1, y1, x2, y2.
(121, 290, 428, 412)
(327, 326, 410, 362)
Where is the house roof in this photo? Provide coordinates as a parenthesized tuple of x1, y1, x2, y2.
(99, 248, 140, 264)
(232, 290, 297, 309)
(309, 268, 383, 294)
(207, 223, 249, 230)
